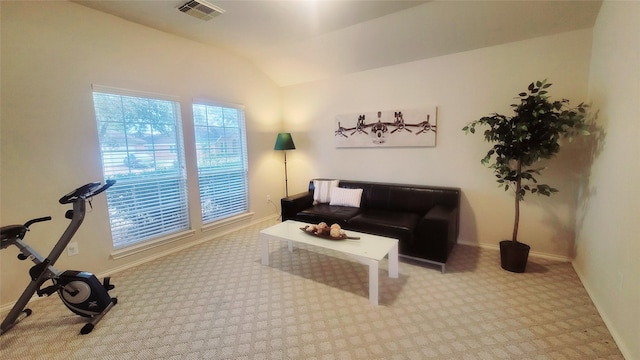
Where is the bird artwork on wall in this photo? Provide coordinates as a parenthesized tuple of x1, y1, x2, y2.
(335, 107, 437, 148)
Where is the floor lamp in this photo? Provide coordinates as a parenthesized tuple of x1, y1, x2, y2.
(274, 132, 295, 197)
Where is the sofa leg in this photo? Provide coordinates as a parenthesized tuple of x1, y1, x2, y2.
(399, 254, 446, 273)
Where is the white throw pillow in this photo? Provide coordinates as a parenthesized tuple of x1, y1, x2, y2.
(313, 180, 339, 204)
(329, 187, 363, 208)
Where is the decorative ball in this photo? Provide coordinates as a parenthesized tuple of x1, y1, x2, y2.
(330, 227, 342, 238)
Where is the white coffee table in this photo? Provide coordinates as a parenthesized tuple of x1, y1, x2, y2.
(260, 220, 399, 305)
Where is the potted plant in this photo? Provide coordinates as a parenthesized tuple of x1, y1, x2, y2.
(462, 79, 589, 273)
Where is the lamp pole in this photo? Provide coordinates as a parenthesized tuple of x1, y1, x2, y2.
(283, 151, 289, 197)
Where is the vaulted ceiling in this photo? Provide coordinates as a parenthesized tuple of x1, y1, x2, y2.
(73, 0, 602, 87)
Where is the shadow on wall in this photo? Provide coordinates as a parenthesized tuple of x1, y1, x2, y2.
(457, 191, 478, 246)
(515, 109, 606, 259)
(573, 110, 607, 256)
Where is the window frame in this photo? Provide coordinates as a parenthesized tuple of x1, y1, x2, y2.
(192, 99, 250, 226)
(92, 84, 193, 257)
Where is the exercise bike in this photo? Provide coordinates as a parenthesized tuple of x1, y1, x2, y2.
(0, 180, 117, 335)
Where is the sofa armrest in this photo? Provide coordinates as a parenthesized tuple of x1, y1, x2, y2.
(281, 191, 313, 221)
(415, 205, 458, 263)
(423, 204, 454, 222)
(424, 205, 458, 245)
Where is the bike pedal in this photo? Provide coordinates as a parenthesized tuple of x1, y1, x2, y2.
(37, 284, 60, 297)
(103, 277, 115, 291)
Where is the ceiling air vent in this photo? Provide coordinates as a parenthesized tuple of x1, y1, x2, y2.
(178, 0, 225, 21)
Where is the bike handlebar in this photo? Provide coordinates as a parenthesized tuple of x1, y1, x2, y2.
(58, 180, 116, 204)
(24, 216, 52, 228)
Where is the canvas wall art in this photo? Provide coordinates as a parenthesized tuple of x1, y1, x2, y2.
(334, 107, 437, 148)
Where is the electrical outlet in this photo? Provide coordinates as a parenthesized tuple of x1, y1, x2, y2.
(267, 194, 271, 202)
(67, 242, 79, 256)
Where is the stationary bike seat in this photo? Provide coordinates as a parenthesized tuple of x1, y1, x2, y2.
(0, 225, 27, 249)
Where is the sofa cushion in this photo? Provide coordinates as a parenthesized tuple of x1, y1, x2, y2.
(338, 181, 385, 209)
(388, 187, 436, 213)
(348, 209, 422, 243)
(329, 187, 363, 208)
(296, 203, 361, 226)
(313, 179, 339, 204)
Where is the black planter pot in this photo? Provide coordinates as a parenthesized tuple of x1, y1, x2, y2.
(499, 240, 530, 273)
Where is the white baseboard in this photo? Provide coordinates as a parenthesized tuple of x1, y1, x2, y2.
(457, 239, 572, 262)
(99, 214, 274, 278)
(1, 215, 276, 314)
(458, 239, 630, 359)
(0, 294, 47, 314)
(572, 264, 633, 360)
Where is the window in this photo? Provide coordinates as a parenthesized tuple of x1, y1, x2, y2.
(192, 101, 249, 224)
(92, 85, 190, 249)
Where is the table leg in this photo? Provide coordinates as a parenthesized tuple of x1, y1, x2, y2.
(369, 261, 379, 306)
(388, 242, 399, 278)
(260, 235, 269, 265)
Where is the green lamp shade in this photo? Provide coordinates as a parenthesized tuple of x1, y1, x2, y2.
(274, 133, 295, 150)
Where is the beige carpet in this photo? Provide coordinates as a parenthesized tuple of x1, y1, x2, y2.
(0, 219, 624, 359)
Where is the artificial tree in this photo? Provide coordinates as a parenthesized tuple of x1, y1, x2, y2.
(463, 79, 589, 272)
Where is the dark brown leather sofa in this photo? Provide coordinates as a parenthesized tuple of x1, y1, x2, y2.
(281, 179, 461, 272)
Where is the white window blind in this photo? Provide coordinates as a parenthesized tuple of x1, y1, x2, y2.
(92, 86, 190, 249)
(192, 102, 249, 223)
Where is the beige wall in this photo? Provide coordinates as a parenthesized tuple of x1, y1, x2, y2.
(280, 11, 639, 357)
(1, 2, 283, 305)
(281, 29, 594, 259)
(576, 1, 640, 359)
(2, 1, 637, 358)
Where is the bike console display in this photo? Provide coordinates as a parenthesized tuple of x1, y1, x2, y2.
(59, 180, 115, 204)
